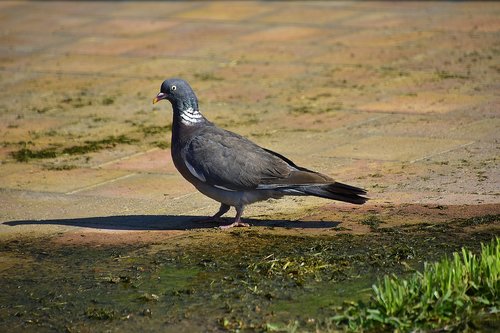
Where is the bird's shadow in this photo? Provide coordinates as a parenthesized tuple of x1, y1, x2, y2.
(4, 215, 340, 231)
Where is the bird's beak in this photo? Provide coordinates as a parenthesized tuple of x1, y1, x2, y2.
(152, 92, 167, 104)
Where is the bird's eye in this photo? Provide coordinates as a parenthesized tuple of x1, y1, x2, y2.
(171, 85, 177, 91)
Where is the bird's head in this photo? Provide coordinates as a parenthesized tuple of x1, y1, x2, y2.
(153, 78, 198, 111)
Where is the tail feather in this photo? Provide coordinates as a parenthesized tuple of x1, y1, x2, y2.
(279, 182, 368, 205)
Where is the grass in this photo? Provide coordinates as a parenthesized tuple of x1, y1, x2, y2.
(101, 96, 115, 105)
(154, 141, 170, 149)
(456, 214, 499, 227)
(361, 215, 385, 231)
(435, 70, 470, 80)
(248, 252, 338, 285)
(10, 135, 138, 162)
(288, 103, 342, 115)
(10, 147, 58, 162)
(332, 238, 500, 331)
(62, 135, 138, 155)
(85, 307, 116, 320)
(139, 124, 172, 137)
(43, 164, 78, 171)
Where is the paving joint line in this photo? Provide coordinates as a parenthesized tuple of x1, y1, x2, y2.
(410, 141, 475, 164)
(95, 147, 160, 168)
(65, 173, 137, 195)
(172, 192, 197, 201)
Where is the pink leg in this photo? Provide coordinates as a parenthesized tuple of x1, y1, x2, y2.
(220, 205, 249, 229)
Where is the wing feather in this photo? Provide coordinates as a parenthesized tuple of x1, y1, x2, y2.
(182, 125, 334, 190)
(183, 126, 292, 190)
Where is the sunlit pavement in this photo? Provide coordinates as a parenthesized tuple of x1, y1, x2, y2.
(1, 1, 499, 239)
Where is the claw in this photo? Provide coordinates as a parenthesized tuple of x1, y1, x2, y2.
(219, 221, 250, 229)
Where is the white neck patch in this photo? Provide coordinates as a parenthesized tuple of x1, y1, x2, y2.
(180, 107, 203, 126)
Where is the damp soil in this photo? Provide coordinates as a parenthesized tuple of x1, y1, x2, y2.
(0, 211, 498, 332)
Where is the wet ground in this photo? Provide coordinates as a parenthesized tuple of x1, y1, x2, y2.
(1, 1, 499, 332)
(1, 205, 498, 332)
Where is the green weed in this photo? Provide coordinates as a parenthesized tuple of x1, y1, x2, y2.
(332, 238, 500, 331)
(456, 214, 499, 227)
(85, 307, 116, 320)
(139, 124, 172, 137)
(435, 70, 470, 80)
(10, 135, 138, 162)
(10, 147, 58, 162)
(361, 215, 385, 231)
(62, 135, 138, 155)
(101, 97, 115, 105)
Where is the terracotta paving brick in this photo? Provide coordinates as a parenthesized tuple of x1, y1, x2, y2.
(432, 13, 500, 33)
(223, 41, 322, 63)
(340, 11, 412, 29)
(75, 173, 194, 200)
(450, 118, 500, 141)
(310, 45, 421, 67)
(0, 32, 69, 55)
(75, 19, 179, 37)
(241, 26, 326, 43)
(99, 148, 176, 174)
(175, 2, 273, 21)
(330, 30, 436, 48)
(358, 91, 490, 114)
(1, 166, 130, 193)
(109, 57, 219, 78)
(257, 5, 359, 25)
(108, 2, 192, 18)
(328, 136, 472, 162)
(58, 36, 164, 56)
(132, 22, 255, 58)
(213, 62, 309, 83)
(24, 54, 139, 74)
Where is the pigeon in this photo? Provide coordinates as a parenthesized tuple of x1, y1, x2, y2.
(153, 78, 367, 229)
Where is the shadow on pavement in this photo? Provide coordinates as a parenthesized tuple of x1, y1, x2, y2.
(4, 215, 341, 230)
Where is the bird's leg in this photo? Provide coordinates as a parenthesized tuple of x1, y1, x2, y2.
(212, 203, 230, 220)
(220, 205, 250, 229)
(191, 203, 230, 223)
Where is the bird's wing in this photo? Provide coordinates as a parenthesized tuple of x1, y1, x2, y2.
(182, 126, 332, 191)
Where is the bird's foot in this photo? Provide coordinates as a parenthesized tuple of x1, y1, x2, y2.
(219, 221, 250, 229)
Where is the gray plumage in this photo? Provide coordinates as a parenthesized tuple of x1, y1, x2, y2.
(153, 78, 367, 228)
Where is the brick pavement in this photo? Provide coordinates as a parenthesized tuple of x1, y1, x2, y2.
(0, 1, 499, 237)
